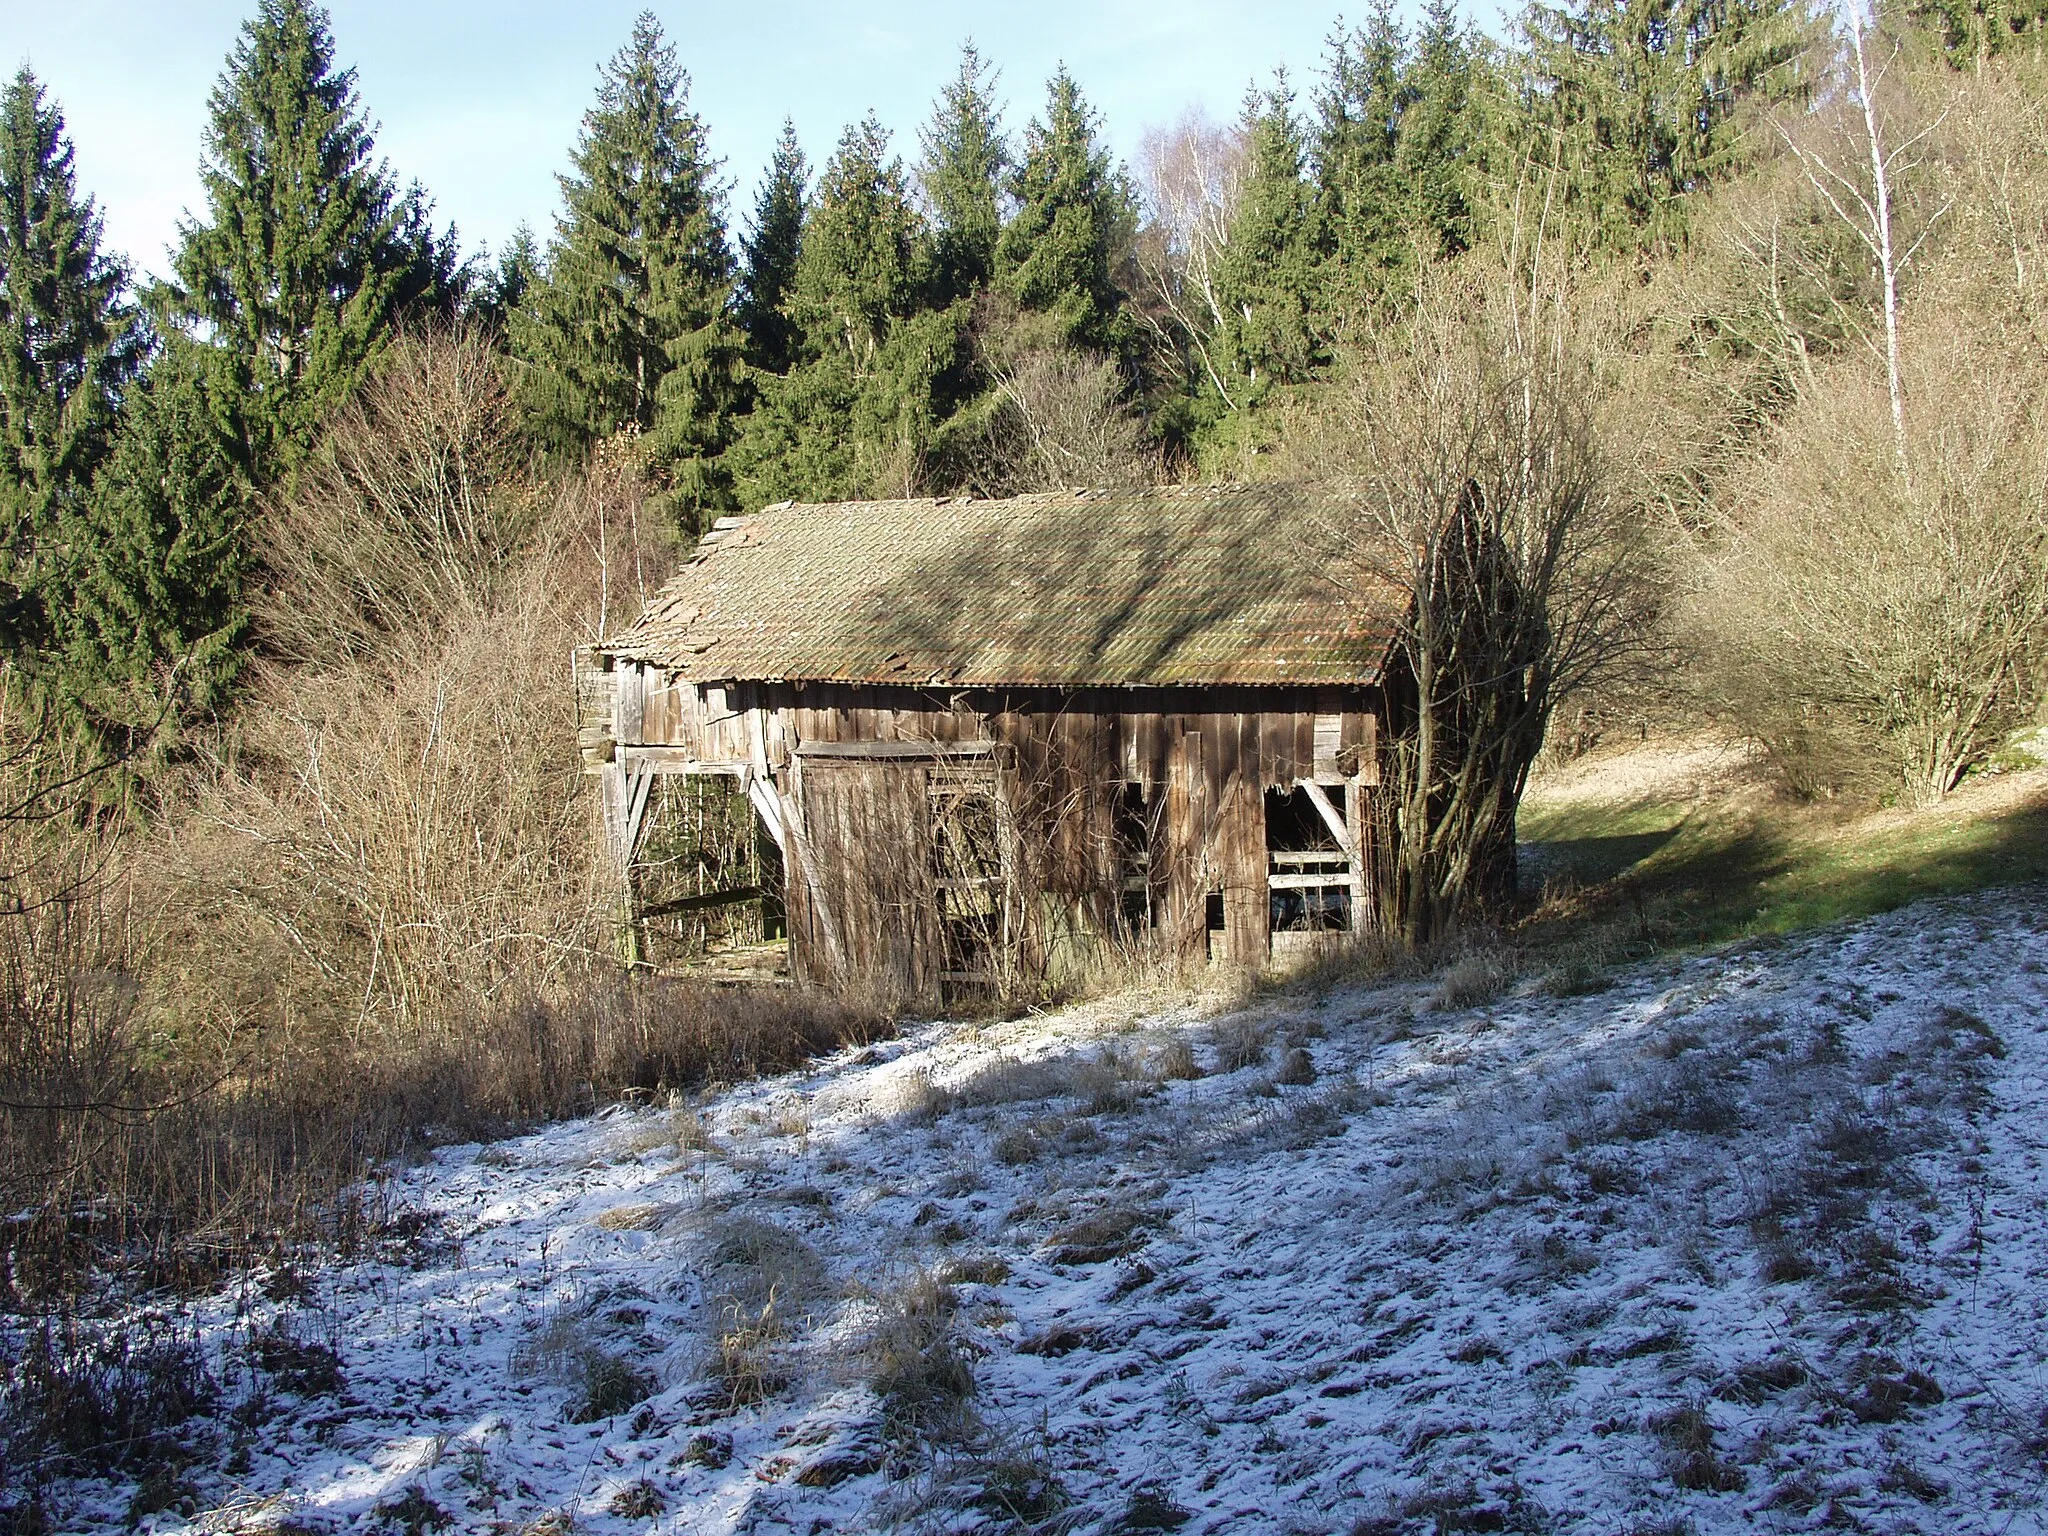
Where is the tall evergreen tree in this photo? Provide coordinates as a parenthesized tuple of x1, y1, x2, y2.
(1314, 0, 1415, 294)
(1518, 0, 1817, 251)
(468, 223, 538, 335)
(1213, 82, 1326, 393)
(995, 68, 1137, 357)
(0, 68, 141, 657)
(516, 11, 742, 529)
(166, 0, 455, 484)
(918, 43, 1009, 301)
(737, 120, 807, 375)
(732, 114, 966, 503)
(1395, 0, 1479, 260)
(57, 339, 248, 737)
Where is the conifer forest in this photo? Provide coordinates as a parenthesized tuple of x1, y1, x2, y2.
(4, 0, 2048, 1529)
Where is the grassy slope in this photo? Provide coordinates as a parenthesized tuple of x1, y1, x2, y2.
(1514, 736, 2048, 951)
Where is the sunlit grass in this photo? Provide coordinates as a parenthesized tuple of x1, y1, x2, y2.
(1517, 753, 2048, 953)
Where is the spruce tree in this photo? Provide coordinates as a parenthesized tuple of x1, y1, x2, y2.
(0, 68, 141, 657)
(516, 11, 743, 529)
(737, 121, 807, 375)
(995, 68, 1136, 358)
(1519, 0, 1817, 251)
(469, 223, 538, 335)
(1396, 0, 1478, 261)
(732, 114, 966, 504)
(1314, 0, 1412, 289)
(57, 339, 248, 737)
(1213, 82, 1326, 393)
(918, 43, 1009, 301)
(167, 0, 452, 484)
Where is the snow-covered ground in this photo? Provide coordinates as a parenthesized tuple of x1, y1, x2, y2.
(35, 886, 2048, 1534)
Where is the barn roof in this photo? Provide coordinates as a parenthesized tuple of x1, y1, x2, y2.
(597, 483, 1403, 688)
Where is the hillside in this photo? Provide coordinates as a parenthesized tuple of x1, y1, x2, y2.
(35, 873, 2046, 1535)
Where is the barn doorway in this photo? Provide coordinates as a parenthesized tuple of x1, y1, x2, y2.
(928, 764, 1018, 991)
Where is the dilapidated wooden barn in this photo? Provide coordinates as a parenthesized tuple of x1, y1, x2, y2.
(575, 484, 1408, 1000)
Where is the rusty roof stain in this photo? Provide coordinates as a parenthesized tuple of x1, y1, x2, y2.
(597, 483, 1404, 688)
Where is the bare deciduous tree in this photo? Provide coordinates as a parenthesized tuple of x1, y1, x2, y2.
(1778, 9, 1950, 469)
(1131, 109, 1245, 409)
(262, 325, 538, 666)
(969, 348, 1155, 494)
(1695, 319, 2048, 804)
(1309, 265, 1661, 942)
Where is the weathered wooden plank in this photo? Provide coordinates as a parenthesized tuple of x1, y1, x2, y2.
(1163, 730, 1210, 961)
(1217, 770, 1268, 967)
(795, 740, 996, 759)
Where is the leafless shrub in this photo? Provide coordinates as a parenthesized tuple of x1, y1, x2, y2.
(968, 347, 1155, 495)
(1430, 948, 1517, 1012)
(261, 326, 538, 667)
(860, 1270, 976, 1442)
(1693, 51, 2048, 804)
(1213, 1017, 1270, 1074)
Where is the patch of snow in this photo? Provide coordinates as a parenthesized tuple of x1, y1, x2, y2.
(25, 885, 2048, 1534)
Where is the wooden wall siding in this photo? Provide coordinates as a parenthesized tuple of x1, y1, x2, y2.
(597, 666, 1387, 995)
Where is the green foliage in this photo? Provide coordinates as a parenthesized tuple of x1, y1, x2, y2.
(1515, 0, 1819, 252)
(733, 114, 968, 504)
(0, 68, 142, 658)
(996, 69, 1137, 359)
(515, 12, 742, 532)
(737, 120, 807, 375)
(919, 43, 1010, 301)
(1313, 0, 1482, 313)
(165, 0, 455, 486)
(1213, 83, 1326, 393)
(471, 223, 538, 337)
(55, 339, 249, 740)
(1905, 0, 2048, 67)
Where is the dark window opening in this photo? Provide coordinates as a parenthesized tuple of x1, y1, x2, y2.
(1205, 890, 1225, 932)
(1266, 784, 1352, 932)
(1114, 781, 1157, 932)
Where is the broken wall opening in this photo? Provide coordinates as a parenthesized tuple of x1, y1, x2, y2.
(1266, 784, 1352, 932)
(633, 774, 786, 969)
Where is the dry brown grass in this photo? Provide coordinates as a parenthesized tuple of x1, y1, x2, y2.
(0, 337, 885, 1300)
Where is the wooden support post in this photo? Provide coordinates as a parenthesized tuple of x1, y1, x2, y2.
(1345, 775, 1369, 933)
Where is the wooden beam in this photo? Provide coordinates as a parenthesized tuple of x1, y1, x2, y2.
(1297, 779, 1352, 851)
(1269, 872, 1355, 891)
(639, 886, 763, 918)
(743, 772, 787, 854)
(618, 746, 748, 774)
(1345, 773, 1370, 932)
(793, 739, 996, 759)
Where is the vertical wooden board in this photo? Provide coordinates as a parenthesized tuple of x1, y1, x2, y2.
(1163, 730, 1210, 961)
(616, 663, 647, 745)
(1237, 715, 1261, 794)
(1257, 712, 1289, 787)
(1217, 770, 1269, 968)
(829, 761, 936, 999)
(1346, 777, 1375, 935)
(1293, 712, 1315, 782)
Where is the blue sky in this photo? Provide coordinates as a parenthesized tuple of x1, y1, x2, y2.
(4, 1, 1495, 283)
